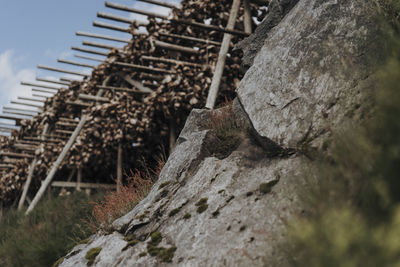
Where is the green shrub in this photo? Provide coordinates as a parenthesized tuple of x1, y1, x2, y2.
(0, 192, 101, 267)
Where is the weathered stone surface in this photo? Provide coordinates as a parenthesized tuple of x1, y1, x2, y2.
(60, 108, 306, 267)
(237, 0, 381, 148)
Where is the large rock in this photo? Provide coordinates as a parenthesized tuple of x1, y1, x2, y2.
(237, 0, 382, 148)
(59, 109, 306, 267)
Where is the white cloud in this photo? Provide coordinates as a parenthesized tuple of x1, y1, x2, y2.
(0, 50, 37, 124)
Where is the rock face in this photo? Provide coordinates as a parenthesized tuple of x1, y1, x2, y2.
(237, 0, 381, 148)
(59, 0, 382, 266)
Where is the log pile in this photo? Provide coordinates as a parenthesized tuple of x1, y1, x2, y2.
(0, 0, 269, 205)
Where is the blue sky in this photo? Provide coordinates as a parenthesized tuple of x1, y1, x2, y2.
(0, 0, 179, 125)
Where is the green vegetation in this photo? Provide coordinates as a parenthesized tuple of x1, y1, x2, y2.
(183, 213, 191, 219)
(146, 232, 177, 263)
(288, 5, 400, 266)
(196, 198, 209, 213)
(139, 252, 147, 257)
(208, 104, 243, 159)
(85, 247, 102, 266)
(169, 207, 181, 217)
(158, 181, 171, 190)
(259, 180, 279, 194)
(0, 192, 101, 267)
(122, 234, 140, 251)
(52, 257, 64, 267)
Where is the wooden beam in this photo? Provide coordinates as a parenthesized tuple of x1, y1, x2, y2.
(137, 0, 179, 8)
(57, 59, 96, 69)
(21, 81, 63, 91)
(3, 107, 38, 114)
(93, 21, 131, 33)
(141, 55, 203, 67)
(0, 164, 15, 169)
(3, 110, 35, 118)
(36, 77, 70, 86)
(60, 77, 82, 83)
(159, 32, 221, 46)
(32, 88, 56, 94)
(154, 40, 200, 54)
(55, 121, 78, 128)
(243, 0, 253, 34)
(74, 54, 105, 63)
(17, 96, 46, 103)
(65, 101, 91, 108)
(117, 73, 154, 93)
(76, 31, 130, 43)
(117, 144, 122, 193)
(32, 94, 49, 99)
(82, 40, 122, 51)
(78, 94, 110, 102)
(13, 143, 37, 152)
(97, 12, 147, 26)
(113, 61, 175, 74)
(96, 85, 151, 94)
(0, 152, 34, 159)
(77, 167, 82, 191)
(105, 2, 168, 19)
(37, 65, 89, 77)
(59, 117, 79, 123)
(55, 129, 74, 135)
(206, 0, 241, 109)
(26, 114, 88, 214)
(51, 181, 117, 190)
(10, 101, 43, 109)
(71, 46, 109, 56)
(0, 114, 25, 124)
(0, 127, 14, 133)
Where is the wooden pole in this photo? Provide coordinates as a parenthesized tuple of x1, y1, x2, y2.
(77, 167, 82, 191)
(113, 61, 175, 74)
(3, 107, 38, 114)
(10, 101, 43, 109)
(169, 121, 176, 153)
(74, 54, 105, 63)
(93, 21, 131, 33)
(17, 97, 46, 103)
(116, 73, 154, 93)
(21, 82, 63, 91)
(137, 0, 179, 8)
(117, 144, 122, 193)
(141, 55, 203, 68)
(206, 0, 241, 109)
(0, 114, 24, 124)
(26, 115, 88, 214)
(57, 59, 96, 69)
(32, 88, 56, 94)
(96, 84, 150, 94)
(82, 40, 122, 51)
(71, 46, 109, 57)
(154, 40, 200, 54)
(37, 65, 89, 77)
(105, 2, 168, 19)
(36, 77, 70, 86)
(97, 12, 147, 26)
(78, 94, 110, 102)
(18, 124, 49, 210)
(159, 32, 222, 46)
(243, 0, 253, 34)
(76, 31, 130, 43)
(32, 94, 49, 99)
(3, 111, 35, 117)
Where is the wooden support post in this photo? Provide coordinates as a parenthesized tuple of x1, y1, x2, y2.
(57, 59, 96, 69)
(93, 21, 131, 33)
(26, 115, 87, 214)
(36, 77, 70, 86)
(71, 46, 109, 57)
(76, 31, 130, 43)
(77, 167, 82, 191)
(137, 0, 179, 8)
(0, 201, 2, 221)
(206, 0, 241, 109)
(18, 123, 49, 210)
(169, 121, 176, 153)
(37, 65, 89, 77)
(154, 40, 200, 54)
(116, 73, 154, 93)
(243, 0, 253, 34)
(117, 144, 123, 193)
(74, 54, 105, 63)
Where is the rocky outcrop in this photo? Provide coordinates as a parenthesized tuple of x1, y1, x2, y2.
(237, 0, 381, 149)
(59, 0, 382, 266)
